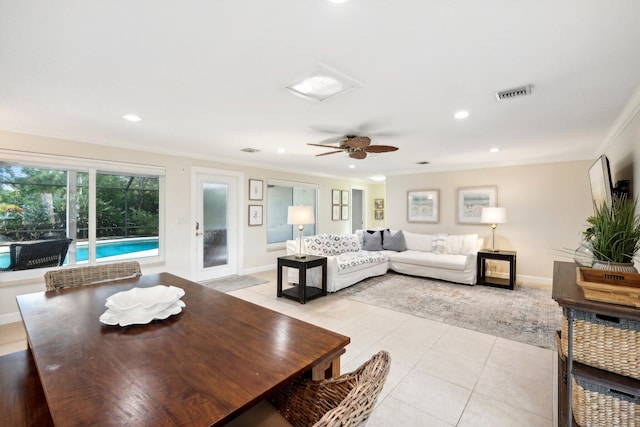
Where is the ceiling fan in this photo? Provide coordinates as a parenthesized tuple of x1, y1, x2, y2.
(307, 135, 399, 160)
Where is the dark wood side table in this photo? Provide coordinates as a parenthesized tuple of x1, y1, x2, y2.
(476, 250, 517, 290)
(277, 255, 328, 304)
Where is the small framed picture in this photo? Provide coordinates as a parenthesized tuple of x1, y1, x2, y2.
(375, 209, 384, 220)
(341, 190, 349, 205)
(249, 179, 263, 201)
(332, 189, 341, 205)
(407, 190, 440, 223)
(248, 205, 263, 226)
(341, 205, 349, 220)
(457, 186, 497, 224)
(374, 199, 384, 209)
(332, 205, 341, 221)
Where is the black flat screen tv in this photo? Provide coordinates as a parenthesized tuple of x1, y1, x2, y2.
(588, 154, 613, 211)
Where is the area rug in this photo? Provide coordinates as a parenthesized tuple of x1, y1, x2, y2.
(199, 275, 268, 293)
(338, 272, 562, 350)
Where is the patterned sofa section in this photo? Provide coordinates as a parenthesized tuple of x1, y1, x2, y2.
(285, 233, 389, 292)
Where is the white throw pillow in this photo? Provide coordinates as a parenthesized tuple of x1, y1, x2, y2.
(433, 233, 448, 254)
(403, 231, 433, 252)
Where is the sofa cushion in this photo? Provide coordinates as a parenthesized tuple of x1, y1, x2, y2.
(445, 234, 478, 255)
(362, 231, 383, 250)
(388, 250, 468, 271)
(403, 231, 433, 252)
(433, 233, 448, 254)
(336, 250, 386, 271)
(383, 230, 406, 251)
(305, 234, 360, 256)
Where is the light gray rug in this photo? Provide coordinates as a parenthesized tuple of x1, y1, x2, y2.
(338, 271, 562, 350)
(199, 275, 268, 293)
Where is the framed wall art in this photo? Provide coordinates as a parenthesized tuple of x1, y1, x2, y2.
(375, 209, 384, 220)
(332, 205, 341, 221)
(248, 205, 263, 226)
(374, 198, 384, 209)
(457, 186, 497, 224)
(332, 189, 341, 205)
(341, 205, 349, 220)
(407, 190, 439, 223)
(249, 179, 263, 201)
(341, 190, 349, 206)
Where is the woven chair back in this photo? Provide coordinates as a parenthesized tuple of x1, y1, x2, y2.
(44, 261, 142, 291)
(272, 350, 391, 427)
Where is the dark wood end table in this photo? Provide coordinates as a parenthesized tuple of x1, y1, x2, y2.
(476, 250, 517, 290)
(277, 255, 328, 304)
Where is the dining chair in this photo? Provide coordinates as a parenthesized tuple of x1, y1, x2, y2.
(0, 238, 73, 272)
(228, 350, 391, 427)
(44, 261, 142, 291)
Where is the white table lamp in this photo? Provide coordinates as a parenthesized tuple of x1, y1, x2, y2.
(481, 207, 507, 252)
(287, 206, 315, 258)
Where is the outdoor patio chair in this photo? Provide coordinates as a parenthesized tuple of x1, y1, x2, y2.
(228, 350, 391, 427)
(44, 261, 142, 291)
(0, 238, 72, 272)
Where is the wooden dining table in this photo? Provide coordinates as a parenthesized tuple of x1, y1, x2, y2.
(16, 273, 350, 426)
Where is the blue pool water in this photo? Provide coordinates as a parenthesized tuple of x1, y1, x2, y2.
(0, 238, 159, 268)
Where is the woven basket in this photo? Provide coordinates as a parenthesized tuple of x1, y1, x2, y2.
(562, 312, 640, 380)
(572, 376, 640, 426)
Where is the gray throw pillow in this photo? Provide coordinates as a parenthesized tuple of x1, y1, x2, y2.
(383, 230, 406, 251)
(362, 230, 383, 251)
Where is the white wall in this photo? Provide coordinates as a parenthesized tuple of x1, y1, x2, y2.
(385, 161, 594, 283)
(0, 131, 376, 319)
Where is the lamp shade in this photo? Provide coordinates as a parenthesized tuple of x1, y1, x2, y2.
(480, 207, 507, 224)
(287, 206, 315, 225)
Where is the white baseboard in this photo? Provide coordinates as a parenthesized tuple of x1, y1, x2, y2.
(0, 312, 22, 325)
(487, 271, 551, 287)
(242, 264, 276, 276)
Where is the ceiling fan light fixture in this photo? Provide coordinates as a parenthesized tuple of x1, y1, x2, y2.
(286, 66, 360, 101)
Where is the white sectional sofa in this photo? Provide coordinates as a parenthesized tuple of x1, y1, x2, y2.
(285, 230, 479, 293)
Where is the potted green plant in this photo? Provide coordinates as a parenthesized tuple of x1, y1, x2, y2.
(582, 197, 640, 272)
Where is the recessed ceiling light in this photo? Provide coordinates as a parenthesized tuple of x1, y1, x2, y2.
(277, 148, 285, 154)
(370, 175, 386, 182)
(454, 111, 469, 119)
(286, 65, 361, 101)
(489, 147, 500, 153)
(122, 114, 142, 122)
(348, 164, 355, 169)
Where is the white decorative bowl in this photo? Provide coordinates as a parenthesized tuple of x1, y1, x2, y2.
(106, 285, 185, 313)
(100, 300, 185, 326)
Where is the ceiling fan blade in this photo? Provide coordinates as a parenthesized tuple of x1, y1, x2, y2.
(316, 150, 344, 157)
(349, 151, 367, 160)
(307, 143, 340, 148)
(315, 136, 345, 145)
(365, 145, 399, 153)
(347, 136, 371, 149)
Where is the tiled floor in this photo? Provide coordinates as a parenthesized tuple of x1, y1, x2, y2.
(0, 269, 557, 426)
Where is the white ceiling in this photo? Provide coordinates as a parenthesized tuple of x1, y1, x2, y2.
(1, 1, 639, 180)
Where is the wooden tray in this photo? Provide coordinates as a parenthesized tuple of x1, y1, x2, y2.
(576, 267, 640, 307)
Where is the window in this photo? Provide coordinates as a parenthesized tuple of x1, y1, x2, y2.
(0, 154, 164, 274)
(267, 181, 317, 245)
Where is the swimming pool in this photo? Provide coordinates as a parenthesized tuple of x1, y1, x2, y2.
(0, 237, 159, 269)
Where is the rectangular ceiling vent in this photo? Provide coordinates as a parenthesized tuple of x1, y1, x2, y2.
(495, 85, 532, 101)
(240, 147, 261, 153)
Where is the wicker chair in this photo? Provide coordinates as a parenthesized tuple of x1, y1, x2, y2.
(0, 238, 72, 272)
(271, 350, 391, 427)
(44, 261, 142, 291)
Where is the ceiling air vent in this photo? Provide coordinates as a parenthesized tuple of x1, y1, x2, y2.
(416, 161, 430, 165)
(240, 148, 261, 153)
(495, 85, 532, 101)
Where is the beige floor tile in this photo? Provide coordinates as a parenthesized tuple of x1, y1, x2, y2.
(474, 365, 553, 421)
(391, 369, 472, 425)
(487, 339, 554, 383)
(458, 393, 552, 427)
(367, 396, 454, 427)
(0, 340, 27, 356)
(433, 326, 497, 363)
(391, 316, 451, 347)
(415, 348, 486, 390)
